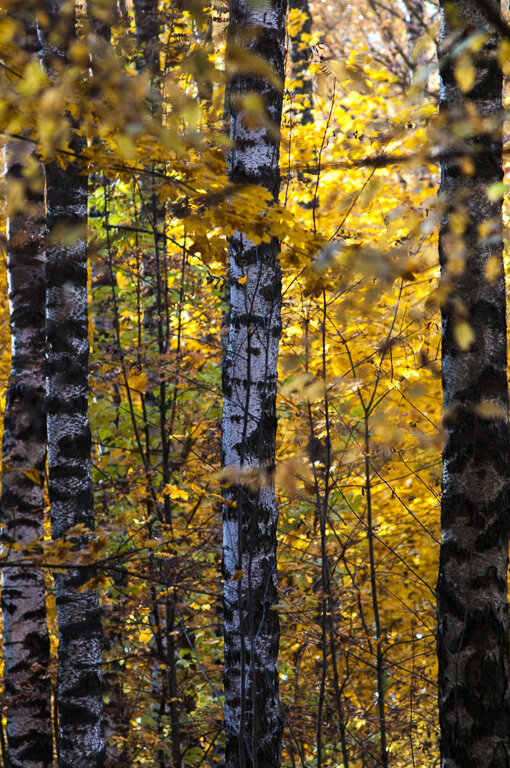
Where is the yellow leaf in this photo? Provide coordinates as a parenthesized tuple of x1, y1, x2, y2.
(139, 627, 153, 643)
(498, 39, 510, 74)
(485, 256, 501, 283)
(22, 467, 43, 484)
(487, 182, 507, 202)
(163, 483, 188, 501)
(128, 372, 148, 392)
(455, 53, 476, 92)
(117, 135, 135, 160)
(454, 321, 475, 350)
(459, 156, 475, 175)
(474, 400, 507, 419)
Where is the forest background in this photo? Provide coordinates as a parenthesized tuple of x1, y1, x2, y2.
(0, 0, 502, 764)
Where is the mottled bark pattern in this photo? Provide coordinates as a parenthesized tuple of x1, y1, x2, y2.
(45, 137, 104, 768)
(41, 2, 104, 765)
(222, 0, 286, 765)
(437, 1, 510, 766)
(1, 140, 52, 768)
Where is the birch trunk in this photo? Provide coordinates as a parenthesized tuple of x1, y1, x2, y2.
(437, 0, 510, 765)
(1, 138, 53, 768)
(41, 3, 104, 765)
(222, 0, 286, 765)
(45, 133, 105, 768)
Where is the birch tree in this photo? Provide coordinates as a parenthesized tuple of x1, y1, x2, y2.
(222, 0, 287, 764)
(40, 1, 104, 765)
(437, 0, 510, 765)
(0, 8, 52, 768)
(1, 135, 52, 768)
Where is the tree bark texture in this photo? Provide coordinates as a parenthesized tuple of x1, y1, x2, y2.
(41, 2, 105, 766)
(1, 138, 53, 768)
(437, 1, 510, 766)
(45, 131, 105, 768)
(222, 0, 286, 765)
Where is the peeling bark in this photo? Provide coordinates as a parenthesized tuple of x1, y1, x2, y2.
(1, 137, 53, 768)
(222, 0, 286, 765)
(437, 0, 510, 766)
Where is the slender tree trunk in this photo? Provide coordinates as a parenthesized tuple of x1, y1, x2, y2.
(437, 1, 510, 765)
(133, 4, 183, 764)
(40, 2, 104, 766)
(134, 0, 160, 111)
(289, 0, 313, 123)
(133, 0, 166, 357)
(1, 137, 53, 768)
(222, 0, 286, 765)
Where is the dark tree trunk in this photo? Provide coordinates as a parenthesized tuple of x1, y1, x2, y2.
(222, 0, 287, 765)
(289, 0, 313, 123)
(133, 3, 182, 765)
(437, 0, 510, 766)
(45, 119, 105, 768)
(40, 2, 105, 766)
(134, 0, 161, 109)
(1, 136, 53, 768)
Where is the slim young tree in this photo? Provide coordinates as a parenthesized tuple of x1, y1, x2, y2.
(222, 0, 287, 764)
(437, 0, 510, 765)
(289, 0, 313, 123)
(133, 2, 183, 765)
(40, 1, 104, 765)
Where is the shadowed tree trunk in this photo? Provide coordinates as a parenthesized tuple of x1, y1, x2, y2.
(1, 137, 53, 768)
(133, 3, 183, 765)
(221, 0, 287, 765)
(40, 2, 104, 766)
(289, 0, 313, 123)
(85, 8, 128, 765)
(437, 0, 510, 765)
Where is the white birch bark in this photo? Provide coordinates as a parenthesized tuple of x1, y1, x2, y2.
(1, 137, 53, 768)
(222, 0, 286, 765)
